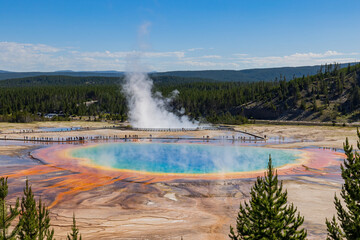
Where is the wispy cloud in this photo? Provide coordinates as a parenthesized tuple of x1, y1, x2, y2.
(0, 42, 186, 71)
(138, 21, 152, 37)
(233, 53, 248, 57)
(178, 60, 239, 68)
(0, 42, 64, 71)
(233, 50, 359, 68)
(199, 55, 222, 59)
(79, 50, 185, 59)
(0, 41, 358, 71)
(0, 42, 60, 53)
(137, 21, 152, 50)
(187, 47, 203, 52)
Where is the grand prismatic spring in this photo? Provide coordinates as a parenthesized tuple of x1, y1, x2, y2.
(0, 126, 349, 239)
(70, 143, 302, 174)
(30, 139, 343, 181)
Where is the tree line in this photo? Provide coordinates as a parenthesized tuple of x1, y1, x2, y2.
(0, 63, 359, 124)
(248, 63, 360, 120)
(0, 79, 273, 124)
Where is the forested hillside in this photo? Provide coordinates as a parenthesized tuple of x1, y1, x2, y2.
(0, 80, 263, 124)
(151, 65, 346, 82)
(0, 75, 216, 87)
(0, 75, 272, 123)
(0, 63, 359, 124)
(241, 63, 360, 122)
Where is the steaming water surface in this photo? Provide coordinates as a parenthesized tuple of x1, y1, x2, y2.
(71, 143, 302, 174)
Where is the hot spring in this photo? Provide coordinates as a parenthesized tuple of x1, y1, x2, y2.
(70, 142, 302, 174)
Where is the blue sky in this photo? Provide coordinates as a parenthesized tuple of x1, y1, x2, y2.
(0, 0, 359, 71)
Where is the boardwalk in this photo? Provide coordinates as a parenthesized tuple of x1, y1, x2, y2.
(233, 129, 265, 140)
(130, 127, 266, 140)
(130, 126, 221, 132)
(0, 125, 266, 143)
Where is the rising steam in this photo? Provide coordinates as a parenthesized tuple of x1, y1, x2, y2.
(123, 70, 198, 128)
(122, 22, 198, 128)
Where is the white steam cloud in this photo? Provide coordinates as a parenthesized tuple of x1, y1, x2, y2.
(123, 70, 198, 128)
(122, 22, 198, 128)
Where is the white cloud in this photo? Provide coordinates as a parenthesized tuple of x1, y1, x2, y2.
(0, 42, 63, 71)
(187, 47, 203, 52)
(144, 51, 185, 58)
(0, 42, 358, 72)
(0, 41, 187, 71)
(178, 60, 240, 68)
(0, 42, 60, 53)
(289, 50, 342, 58)
(233, 50, 359, 68)
(199, 55, 222, 59)
(233, 53, 248, 57)
(78, 50, 185, 59)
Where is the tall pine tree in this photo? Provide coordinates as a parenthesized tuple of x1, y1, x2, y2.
(18, 179, 38, 240)
(37, 198, 54, 240)
(326, 130, 360, 239)
(0, 177, 20, 240)
(67, 214, 81, 240)
(229, 156, 307, 240)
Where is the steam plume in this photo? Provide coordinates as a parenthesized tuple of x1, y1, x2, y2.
(123, 22, 198, 128)
(123, 70, 198, 128)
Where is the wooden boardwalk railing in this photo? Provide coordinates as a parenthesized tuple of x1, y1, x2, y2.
(130, 127, 221, 132)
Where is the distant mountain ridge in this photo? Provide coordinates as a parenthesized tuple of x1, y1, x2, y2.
(151, 63, 356, 82)
(0, 63, 356, 82)
(0, 71, 125, 81)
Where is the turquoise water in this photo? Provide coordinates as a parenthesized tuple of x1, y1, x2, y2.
(71, 143, 301, 174)
(39, 127, 81, 132)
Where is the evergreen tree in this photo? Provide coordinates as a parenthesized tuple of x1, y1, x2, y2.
(312, 96, 318, 112)
(326, 130, 360, 239)
(67, 214, 81, 240)
(37, 199, 54, 240)
(300, 99, 306, 110)
(18, 179, 38, 240)
(229, 156, 307, 240)
(0, 177, 20, 240)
